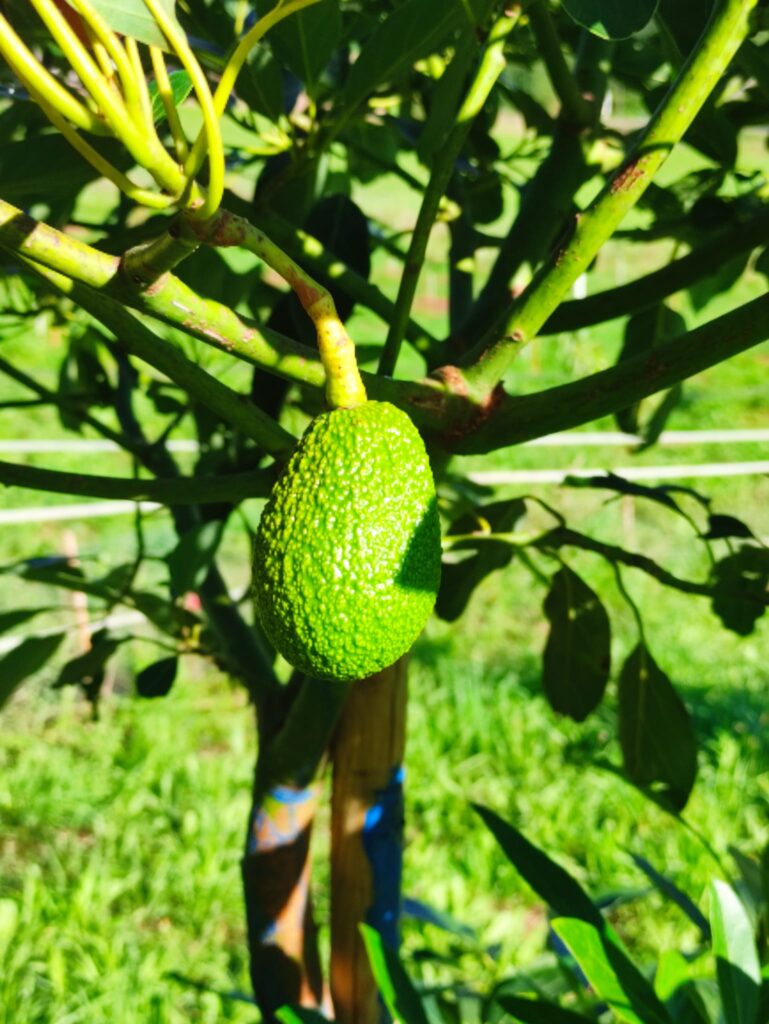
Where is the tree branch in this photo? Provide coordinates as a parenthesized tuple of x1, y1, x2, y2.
(455, 291, 769, 453)
(463, 0, 757, 393)
(0, 198, 463, 428)
(542, 204, 769, 333)
(378, 9, 519, 375)
(0, 459, 272, 504)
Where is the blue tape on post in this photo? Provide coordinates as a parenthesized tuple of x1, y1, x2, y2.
(362, 765, 405, 952)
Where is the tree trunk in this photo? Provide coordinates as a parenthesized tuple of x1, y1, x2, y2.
(330, 657, 408, 1024)
(242, 781, 324, 1021)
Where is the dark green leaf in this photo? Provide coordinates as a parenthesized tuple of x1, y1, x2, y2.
(542, 566, 611, 722)
(418, 37, 477, 164)
(166, 521, 225, 597)
(360, 923, 430, 1024)
(0, 608, 50, 637)
(135, 657, 178, 699)
(710, 880, 761, 1024)
(564, 472, 710, 519)
(755, 245, 769, 280)
(629, 854, 710, 940)
(712, 548, 769, 636)
(240, 46, 285, 122)
(618, 644, 698, 811)
(472, 805, 603, 928)
(341, 0, 489, 116)
(149, 70, 193, 124)
(0, 136, 128, 203)
(560, 0, 659, 40)
(496, 994, 596, 1024)
(257, 0, 340, 96)
(436, 499, 525, 622)
(55, 629, 121, 689)
(552, 918, 672, 1024)
(0, 634, 65, 710)
(85, 0, 180, 49)
(275, 1009, 329, 1024)
(703, 515, 756, 541)
(402, 897, 476, 941)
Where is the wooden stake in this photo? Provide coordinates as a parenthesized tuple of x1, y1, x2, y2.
(330, 657, 408, 1024)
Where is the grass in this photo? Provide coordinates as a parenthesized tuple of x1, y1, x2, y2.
(1, 105, 768, 1024)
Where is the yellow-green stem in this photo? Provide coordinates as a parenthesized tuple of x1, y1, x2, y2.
(0, 13, 109, 134)
(142, 0, 224, 218)
(150, 46, 190, 161)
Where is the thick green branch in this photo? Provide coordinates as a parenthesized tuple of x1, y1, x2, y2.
(0, 199, 461, 427)
(378, 10, 519, 376)
(464, 0, 757, 392)
(454, 292, 769, 453)
(0, 460, 272, 504)
(455, 31, 607, 348)
(542, 205, 769, 333)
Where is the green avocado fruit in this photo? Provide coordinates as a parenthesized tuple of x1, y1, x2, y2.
(253, 400, 441, 681)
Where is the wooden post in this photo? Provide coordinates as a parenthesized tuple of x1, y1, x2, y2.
(330, 657, 408, 1024)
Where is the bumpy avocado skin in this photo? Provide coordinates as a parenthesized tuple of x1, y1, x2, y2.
(253, 401, 441, 681)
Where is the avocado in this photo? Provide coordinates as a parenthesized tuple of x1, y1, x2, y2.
(253, 401, 441, 681)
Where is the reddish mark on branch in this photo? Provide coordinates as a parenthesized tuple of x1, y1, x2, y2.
(610, 159, 645, 194)
(293, 276, 324, 311)
(431, 364, 468, 399)
(206, 210, 247, 247)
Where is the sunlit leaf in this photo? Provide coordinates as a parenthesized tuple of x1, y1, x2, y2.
(710, 880, 761, 1024)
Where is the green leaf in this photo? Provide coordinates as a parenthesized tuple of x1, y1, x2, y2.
(417, 36, 477, 164)
(0, 634, 65, 711)
(560, 0, 659, 40)
(472, 805, 603, 928)
(0, 608, 50, 637)
(360, 923, 430, 1024)
(0, 136, 127, 202)
(437, 499, 525, 622)
(712, 548, 769, 636)
(703, 515, 756, 542)
(618, 644, 698, 811)
(629, 854, 710, 940)
(496, 994, 596, 1024)
(275, 1009, 329, 1024)
(166, 521, 225, 597)
(257, 0, 340, 97)
(552, 917, 672, 1024)
(85, 0, 180, 49)
(55, 629, 121, 689)
(342, 0, 488, 116)
(542, 566, 611, 722)
(135, 657, 178, 699)
(710, 881, 761, 1024)
(149, 70, 193, 124)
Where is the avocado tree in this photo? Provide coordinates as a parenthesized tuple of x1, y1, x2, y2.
(1, 0, 768, 1020)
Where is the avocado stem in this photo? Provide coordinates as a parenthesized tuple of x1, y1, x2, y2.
(190, 210, 367, 409)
